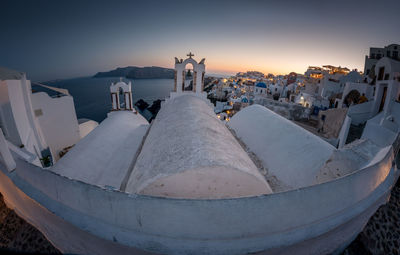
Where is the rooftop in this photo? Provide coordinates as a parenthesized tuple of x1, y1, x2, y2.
(125, 94, 272, 198)
(52, 111, 149, 189)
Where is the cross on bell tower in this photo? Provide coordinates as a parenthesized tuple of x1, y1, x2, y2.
(187, 52, 194, 58)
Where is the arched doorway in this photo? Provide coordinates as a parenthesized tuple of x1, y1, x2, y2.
(343, 90, 360, 107)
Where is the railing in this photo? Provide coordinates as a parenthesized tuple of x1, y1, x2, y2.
(31, 82, 70, 98)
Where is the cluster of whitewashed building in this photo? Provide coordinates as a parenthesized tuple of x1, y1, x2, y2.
(0, 47, 399, 255)
(211, 45, 400, 131)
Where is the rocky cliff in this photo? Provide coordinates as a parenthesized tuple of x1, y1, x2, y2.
(94, 66, 174, 79)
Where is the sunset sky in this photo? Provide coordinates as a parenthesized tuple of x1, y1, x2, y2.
(1, 0, 399, 81)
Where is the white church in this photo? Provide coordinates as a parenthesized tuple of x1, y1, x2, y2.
(0, 53, 399, 255)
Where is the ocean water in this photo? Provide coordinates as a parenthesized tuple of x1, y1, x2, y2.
(43, 77, 174, 123)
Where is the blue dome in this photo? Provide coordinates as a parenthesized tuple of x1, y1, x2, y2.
(241, 97, 249, 103)
(256, 82, 267, 88)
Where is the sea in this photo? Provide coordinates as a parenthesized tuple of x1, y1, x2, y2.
(40, 77, 174, 123)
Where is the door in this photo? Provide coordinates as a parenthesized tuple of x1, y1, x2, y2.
(379, 86, 387, 112)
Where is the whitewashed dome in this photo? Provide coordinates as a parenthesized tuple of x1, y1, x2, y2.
(125, 94, 272, 198)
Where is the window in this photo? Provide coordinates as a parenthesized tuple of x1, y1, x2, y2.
(393, 51, 398, 59)
(378, 66, 385, 80)
(34, 109, 43, 117)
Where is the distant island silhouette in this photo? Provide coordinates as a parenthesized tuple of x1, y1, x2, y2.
(93, 66, 174, 79)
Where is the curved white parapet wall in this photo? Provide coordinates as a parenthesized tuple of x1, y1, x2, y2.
(0, 140, 396, 255)
(126, 94, 272, 198)
(228, 105, 335, 190)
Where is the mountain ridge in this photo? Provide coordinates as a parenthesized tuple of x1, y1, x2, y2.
(93, 66, 174, 79)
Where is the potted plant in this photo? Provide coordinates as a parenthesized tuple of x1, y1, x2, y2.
(40, 155, 52, 168)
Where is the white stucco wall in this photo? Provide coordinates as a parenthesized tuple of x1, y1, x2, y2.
(0, 128, 16, 171)
(375, 57, 400, 81)
(340, 82, 374, 108)
(0, 81, 21, 145)
(338, 115, 352, 148)
(31, 92, 80, 161)
(6, 79, 46, 159)
(347, 101, 374, 125)
(228, 105, 335, 189)
(320, 77, 341, 98)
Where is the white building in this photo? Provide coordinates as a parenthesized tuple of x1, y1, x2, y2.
(339, 57, 400, 125)
(254, 82, 267, 95)
(294, 92, 314, 108)
(364, 44, 400, 76)
(0, 67, 98, 165)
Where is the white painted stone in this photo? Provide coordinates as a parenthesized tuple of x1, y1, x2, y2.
(78, 119, 99, 139)
(228, 104, 335, 189)
(0, 128, 16, 171)
(1, 77, 47, 161)
(31, 92, 80, 161)
(52, 111, 149, 189)
(126, 94, 272, 198)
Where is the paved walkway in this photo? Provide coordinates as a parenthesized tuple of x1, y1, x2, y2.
(0, 193, 60, 254)
(342, 178, 400, 255)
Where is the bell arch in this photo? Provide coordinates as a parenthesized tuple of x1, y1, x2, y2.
(110, 78, 134, 111)
(183, 62, 195, 92)
(174, 53, 205, 94)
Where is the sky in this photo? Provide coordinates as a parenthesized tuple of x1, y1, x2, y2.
(1, 0, 399, 81)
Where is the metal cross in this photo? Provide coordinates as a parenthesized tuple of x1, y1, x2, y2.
(187, 52, 194, 58)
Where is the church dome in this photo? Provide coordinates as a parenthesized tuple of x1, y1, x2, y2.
(256, 82, 267, 88)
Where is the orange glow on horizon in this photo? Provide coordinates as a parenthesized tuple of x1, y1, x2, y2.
(119, 42, 366, 77)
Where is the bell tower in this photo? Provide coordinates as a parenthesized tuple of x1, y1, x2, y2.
(174, 53, 205, 94)
(110, 78, 134, 112)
